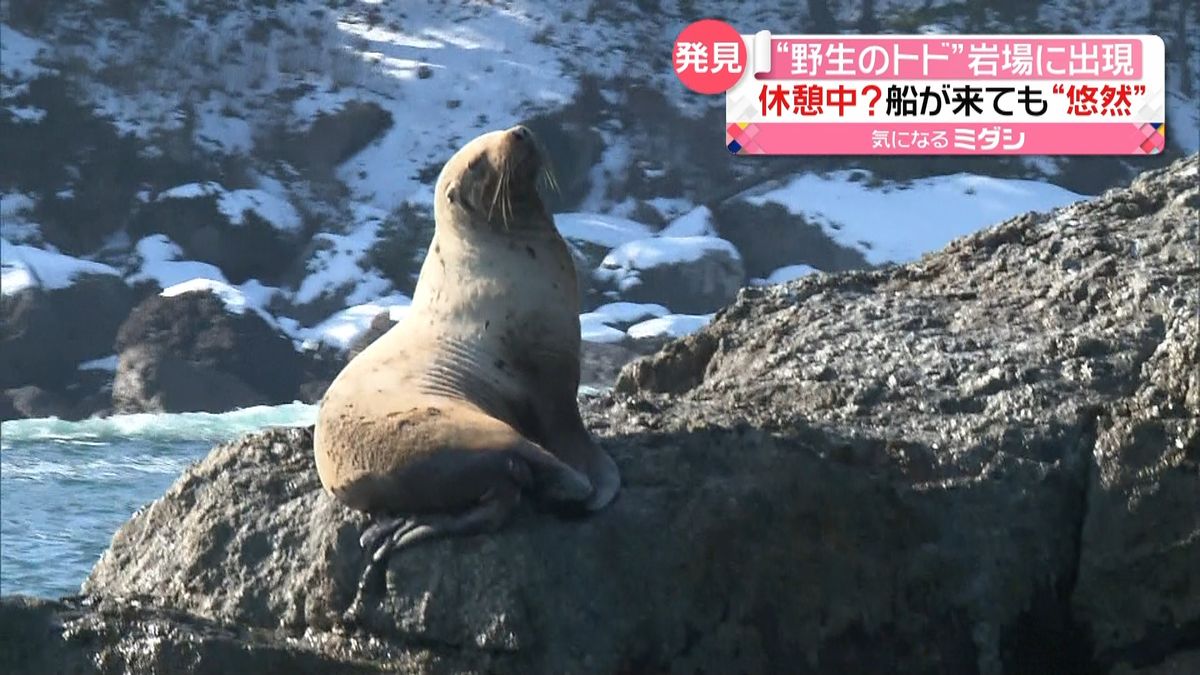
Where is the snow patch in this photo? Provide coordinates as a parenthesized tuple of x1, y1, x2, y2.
(301, 297, 411, 351)
(161, 278, 253, 314)
(129, 234, 228, 289)
(555, 213, 653, 248)
(78, 355, 119, 372)
(6, 106, 46, 123)
(158, 182, 224, 200)
(158, 276, 289, 334)
(597, 235, 741, 294)
(602, 236, 740, 270)
(157, 182, 302, 233)
(0, 193, 35, 218)
(295, 206, 391, 306)
(627, 313, 714, 340)
(332, 7, 576, 212)
(746, 171, 1086, 264)
(590, 301, 670, 325)
(660, 206, 715, 237)
(578, 131, 631, 212)
(237, 279, 280, 311)
(217, 189, 302, 232)
(0, 193, 40, 243)
(0, 24, 52, 81)
(752, 264, 820, 286)
(646, 197, 695, 222)
(580, 301, 672, 343)
(1022, 156, 1062, 177)
(1, 239, 121, 295)
(580, 313, 628, 344)
(194, 102, 254, 155)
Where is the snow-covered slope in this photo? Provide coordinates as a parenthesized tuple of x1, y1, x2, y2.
(1, 238, 121, 295)
(745, 172, 1086, 265)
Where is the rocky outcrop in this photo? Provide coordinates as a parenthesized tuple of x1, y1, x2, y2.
(344, 311, 397, 362)
(128, 185, 304, 285)
(579, 340, 647, 387)
(6, 157, 1196, 673)
(0, 274, 132, 391)
(0, 271, 132, 419)
(1072, 302, 1199, 668)
(712, 198, 873, 278)
(595, 236, 746, 313)
(112, 291, 307, 413)
(0, 595, 382, 674)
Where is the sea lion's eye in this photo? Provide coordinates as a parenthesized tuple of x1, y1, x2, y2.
(447, 182, 473, 212)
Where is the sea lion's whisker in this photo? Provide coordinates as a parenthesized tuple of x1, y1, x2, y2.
(488, 171, 504, 222)
(544, 161, 560, 195)
(500, 162, 512, 229)
(504, 167, 515, 228)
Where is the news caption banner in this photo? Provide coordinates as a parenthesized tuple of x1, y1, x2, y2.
(671, 20, 1166, 155)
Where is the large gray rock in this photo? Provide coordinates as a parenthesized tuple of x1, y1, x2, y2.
(711, 198, 873, 278)
(1072, 296, 1199, 666)
(595, 235, 745, 313)
(112, 290, 307, 413)
(0, 273, 132, 391)
(12, 156, 1196, 673)
(0, 595, 383, 674)
(128, 185, 305, 285)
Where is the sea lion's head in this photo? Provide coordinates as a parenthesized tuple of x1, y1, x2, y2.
(434, 125, 555, 231)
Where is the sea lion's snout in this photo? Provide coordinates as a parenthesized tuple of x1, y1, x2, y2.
(503, 125, 541, 169)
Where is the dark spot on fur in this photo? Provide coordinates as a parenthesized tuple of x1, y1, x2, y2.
(552, 282, 559, 289)
(525, 245, 537, 259)
(485, 320, 491, 330)
(434, 243, 440, 254)
(426, 407, 441, 416)
(494, 358, 507, 370)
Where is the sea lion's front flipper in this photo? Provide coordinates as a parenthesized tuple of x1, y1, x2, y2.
(580, 440, 620, 511)
(534, 407, 620, 512)
(510, 438, 594, 505)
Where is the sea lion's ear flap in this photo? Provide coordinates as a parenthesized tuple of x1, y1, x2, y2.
(445, 182, 459, 205)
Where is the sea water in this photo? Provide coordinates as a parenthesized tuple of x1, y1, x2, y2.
(0, 403, 316, 598)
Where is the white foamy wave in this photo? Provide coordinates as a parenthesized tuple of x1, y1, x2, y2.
(0, 402, 316, 449)
(3, 454, 196, 482)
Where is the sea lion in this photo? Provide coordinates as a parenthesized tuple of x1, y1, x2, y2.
(314, 125, 620, 615)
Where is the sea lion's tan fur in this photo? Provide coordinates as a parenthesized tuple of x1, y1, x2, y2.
(314, 126, 619, 521)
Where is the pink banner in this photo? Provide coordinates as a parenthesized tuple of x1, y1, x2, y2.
(725, 122, 1166, 155)
(756, 37, 1143, 80)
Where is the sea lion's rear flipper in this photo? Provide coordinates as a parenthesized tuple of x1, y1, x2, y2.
(343, 475, 523, 626)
